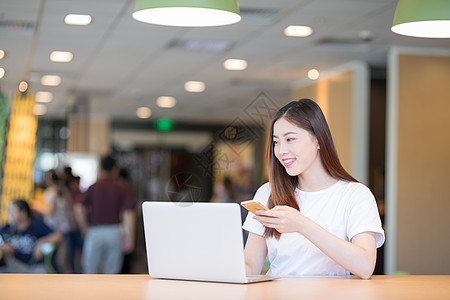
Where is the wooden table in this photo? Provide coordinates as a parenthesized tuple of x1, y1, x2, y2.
(1, 274, 449, 300)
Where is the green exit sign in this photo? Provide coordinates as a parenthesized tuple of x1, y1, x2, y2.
(155, 118, 174, 131)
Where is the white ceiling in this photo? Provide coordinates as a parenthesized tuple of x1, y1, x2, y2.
(0, 0, 449, 125)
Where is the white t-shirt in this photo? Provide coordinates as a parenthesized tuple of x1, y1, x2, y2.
(242, 180, 385, 276)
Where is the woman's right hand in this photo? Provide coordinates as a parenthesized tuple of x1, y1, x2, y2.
(254, 205, 311, 234)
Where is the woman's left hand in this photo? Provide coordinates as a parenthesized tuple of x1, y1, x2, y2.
(253, 206, 309, 234)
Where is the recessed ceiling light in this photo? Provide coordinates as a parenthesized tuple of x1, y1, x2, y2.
(223, 59, 248, 71)
(65, 14, 92, 25)
(18, 81, 28, 92)
(156, 96, 176, 108)
(35, 91, 54, 103)
(136, 107, 152, 119)
(0, 50, 5, 59)
(50, 51, 73, 62)
(284, 25, 313, 37)
(308, 69, 320, 80)
(41, 75, 62, 86)
(184, 81, 206, 93)
(0, 68, 5, 79)
(34, 104, 47, 116)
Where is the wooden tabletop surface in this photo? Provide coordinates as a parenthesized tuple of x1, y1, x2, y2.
(1, 274, 449, 300)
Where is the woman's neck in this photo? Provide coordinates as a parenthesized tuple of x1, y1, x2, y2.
(297, 168, 337, 192)
(16, 218, 31, 232)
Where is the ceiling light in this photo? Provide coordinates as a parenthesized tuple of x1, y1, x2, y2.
(132, 0, 241, 27)
(392, 0, 450, 38)
(41, 75, 62, 86)
(136, 107, 152, 119)
(50, 51, 73, 62)
(34, 104, 47, 116)
(65, 14, 92, 25)
(223, 59, 248, 70)
(18, 81, 28, 92)
(308, 69, 320, 80)
(184, 81, 206, 92)
(35, 91, 54, 103)
(0, 50, 5, 59)
(0, 68, 5, 79)
(284, 25, 313, 37)
(157, 96, 177, 108)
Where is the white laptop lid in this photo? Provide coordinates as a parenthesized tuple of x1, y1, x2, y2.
(142, 201, 248, 283)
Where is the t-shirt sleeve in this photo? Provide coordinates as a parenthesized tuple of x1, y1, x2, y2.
(242, 183, 270, 237)
(346, 184, 385, 248)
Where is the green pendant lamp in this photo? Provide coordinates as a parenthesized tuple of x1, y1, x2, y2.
(132, 0, 241, 27)
(392, 0, 450, 38)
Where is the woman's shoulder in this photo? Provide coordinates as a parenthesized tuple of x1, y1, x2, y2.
(341, 181, 372, 192)
(337, 181, 375, 201)
(253, 182, 271, 203)
(255, 182, 271, 195)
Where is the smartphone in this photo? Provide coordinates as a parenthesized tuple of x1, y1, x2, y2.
(241, 200, 269, 215)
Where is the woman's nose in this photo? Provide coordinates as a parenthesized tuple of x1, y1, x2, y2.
(277, 141, 287, 155)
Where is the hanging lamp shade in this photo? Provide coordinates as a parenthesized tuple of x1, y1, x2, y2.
(132, 0, 241, 27)
(392, 0, 450, 38)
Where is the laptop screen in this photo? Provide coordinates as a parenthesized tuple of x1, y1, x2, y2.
(142, 202, 247, 283)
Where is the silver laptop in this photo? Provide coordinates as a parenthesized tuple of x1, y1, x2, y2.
(142, 201, 277, 284)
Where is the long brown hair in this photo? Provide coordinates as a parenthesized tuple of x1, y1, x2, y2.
(265, 98, 356, 239)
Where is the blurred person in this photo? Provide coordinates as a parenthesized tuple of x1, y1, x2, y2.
(235, 168, 257, 201)
(211, 176, 236, 203)
(70, 176, 83, 203)
(43, 171, 75, 236)
(66, 175, 84, 273)
(211, 176, 249, 244)
(222, 176, 236, 203)
(42, 170, 59, 212)
(76, 155, 134, 274)
(61, 166, 75, 189)
(0, 199, 62, 273)
(117, 168, 136, 274)
(43, 170, 77, 273)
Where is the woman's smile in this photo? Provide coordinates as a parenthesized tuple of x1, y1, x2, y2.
(282, 158, 296, 167)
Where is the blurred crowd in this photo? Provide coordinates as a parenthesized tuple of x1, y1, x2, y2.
(1, 154, 258, 274)
(0, 155, 136, 274)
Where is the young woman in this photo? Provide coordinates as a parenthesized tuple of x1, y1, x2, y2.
(0, 199, 62, 273)
(243, 99, 384, 279)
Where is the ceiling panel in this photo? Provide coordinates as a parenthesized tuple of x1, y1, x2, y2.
(0, 0, 449, 124)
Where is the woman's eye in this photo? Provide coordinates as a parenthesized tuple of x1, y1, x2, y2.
(287, 138, 294, 142)
(273, 141, 278, 145)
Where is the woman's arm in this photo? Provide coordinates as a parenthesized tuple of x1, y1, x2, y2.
(122, 209, 136, 254)
(74, 203, 88, 237)
(254, 206, 377, 279)
(302, 222, 376, 279)
(244, 232, 268, 275)
(33, 231, 63, 261)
